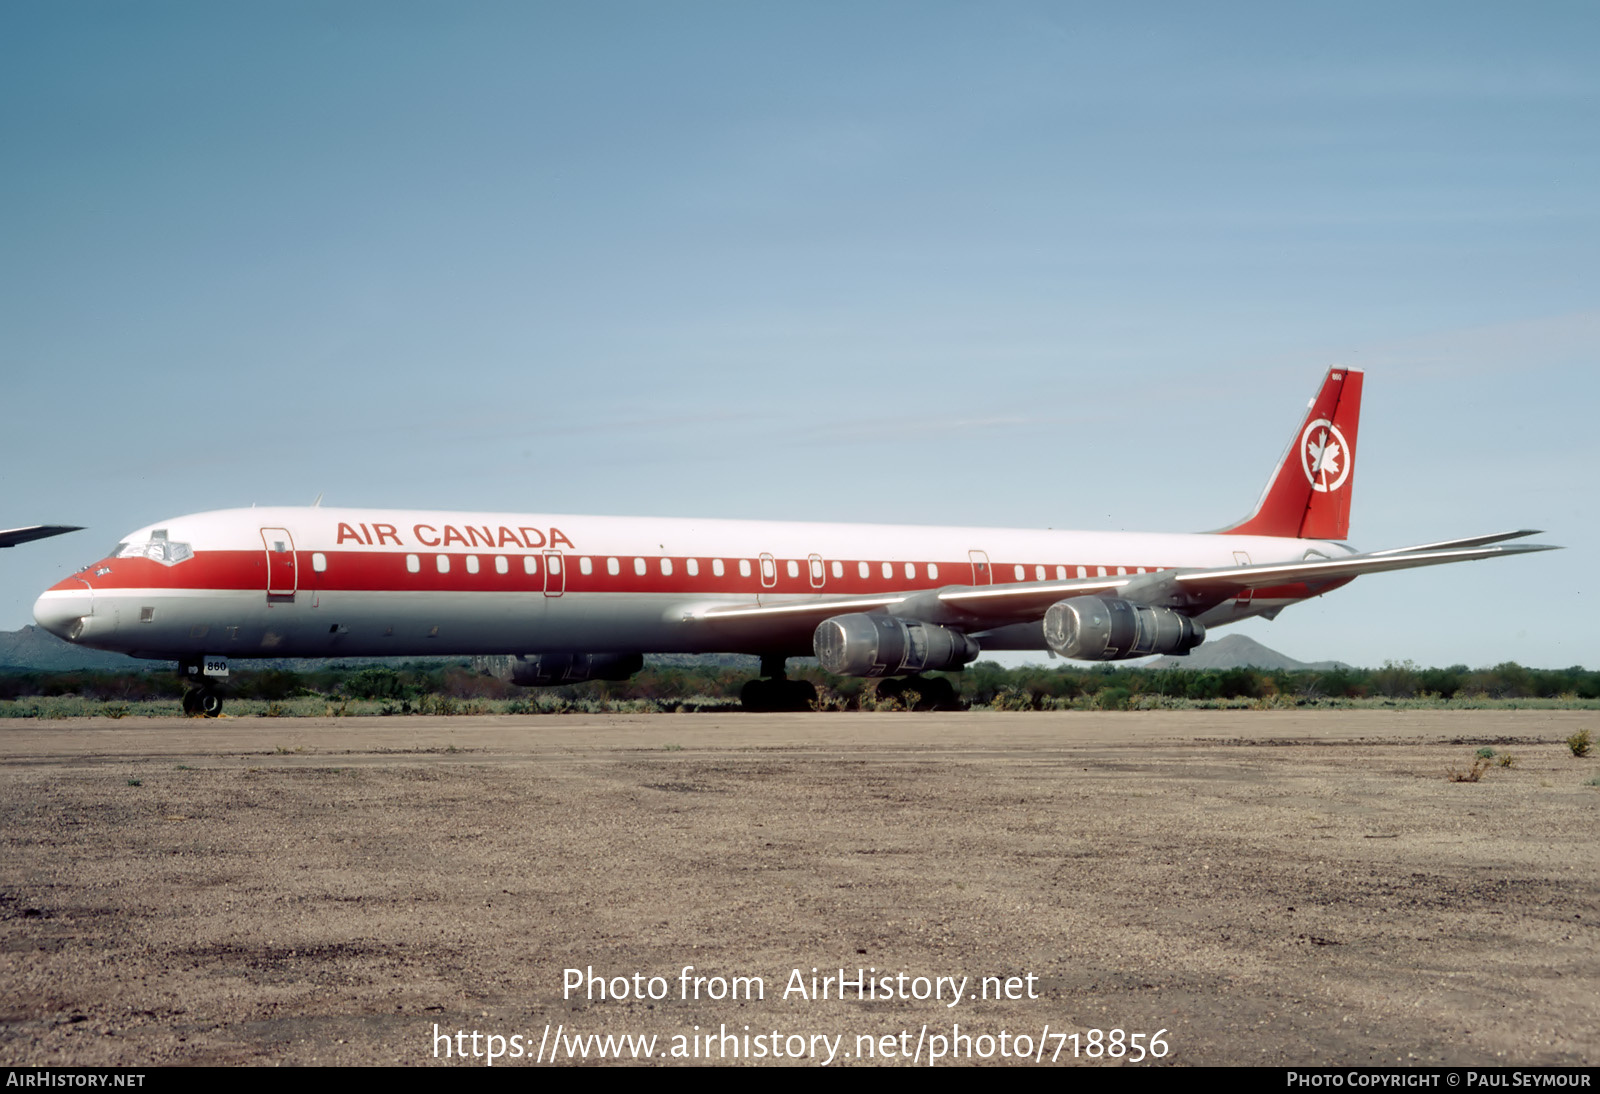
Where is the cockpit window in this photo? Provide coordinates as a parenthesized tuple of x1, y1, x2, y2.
(114, 529, 193, 566)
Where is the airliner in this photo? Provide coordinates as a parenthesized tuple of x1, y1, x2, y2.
(33, 368, 1554, 715)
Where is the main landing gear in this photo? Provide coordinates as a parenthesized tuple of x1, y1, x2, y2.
(179, 657, 227, 718)
(738, 659, 965, 712)
(740, 656, 819, 713)
(873, 675, 961, 712)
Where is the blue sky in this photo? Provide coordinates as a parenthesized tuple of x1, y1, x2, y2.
(2, 2, 1594, 668)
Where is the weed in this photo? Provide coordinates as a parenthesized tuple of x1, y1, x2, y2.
(1475, 746, 1497, 760)
(1585, 774, 1600, 788)
(663, 743, 684, 751)
(100, 704, 130, 720)
(990, 686, 1034, 712)
(174, 764, 193, 771)
(1446, 757, 1492, 783)
(126, 778, 141, 787)
(1496, 753, 1517, 768)
(261, 702, 286, 718)
(1567, 729, 1593, 758)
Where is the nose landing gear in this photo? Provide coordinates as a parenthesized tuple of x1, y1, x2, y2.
(179, 657, 228, 718)
(181, 688, 224, 718)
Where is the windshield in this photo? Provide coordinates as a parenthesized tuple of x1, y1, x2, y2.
(113, 529, 193, 566)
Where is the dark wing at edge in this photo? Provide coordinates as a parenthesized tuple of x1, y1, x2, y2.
(0, 525, 82, 549)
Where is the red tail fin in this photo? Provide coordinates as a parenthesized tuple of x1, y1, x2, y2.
(1217, 367, 1363, 540)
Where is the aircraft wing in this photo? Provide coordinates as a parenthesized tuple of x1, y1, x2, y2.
(0, 525, 82, 549)
(1172, 535, 1556, 596)
(687, 531, 1558, 640)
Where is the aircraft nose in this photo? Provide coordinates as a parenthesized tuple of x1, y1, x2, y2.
(34, 588, 93, 642)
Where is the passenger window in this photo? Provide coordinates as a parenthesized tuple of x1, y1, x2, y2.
(739, 559, 751, 578)
(548, 556, 561, 575)
(407, 554, 420, 573)
(1014, 565, 1024, 581)
(881, 562, 892, 579)
(661, 558, 673, 576)
(831, 560, 843, 579)
(1117, 566, 1126, 576)
(858, 561, 869, 579)
(686, 558, 699, 576)
(1077, 566, 1087, 578)
(1035, 565, 1045, 581)
(904, 562, 915, 579)
(1097, 566, 1106, 577)
(437, 555, 450, 574)
(579, 557, 593, 575)
(466, 555, 480, 574)
(634, 557, 646, 576)
(312, 552, 327, 573)
(1056, 566, 1066, 580)
(928, 563, 938, 580)
(712, 559, 725, 577)
(785, 559, 798, 579)
(495, 556, 509, 574)
(607, 557, 620, 576)
(524, 556, 538, 575)
(761, 558, 776, 580)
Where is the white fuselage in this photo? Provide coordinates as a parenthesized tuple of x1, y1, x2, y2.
(34, 506, 1352, 661)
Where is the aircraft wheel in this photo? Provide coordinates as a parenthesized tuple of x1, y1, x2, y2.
(915, 676, 960, 711)
(196, 690, 224, 718)
(873, 678, 906, 708)
(741, 679, 816, 712)
(181, 689, 201, 717)
(740, 679, 774, 713)
(782, 679, 818, 712)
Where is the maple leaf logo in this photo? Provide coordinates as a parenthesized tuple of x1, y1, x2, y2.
(1307, 430, 1341, 478)
(1300, 420, 1351, 493)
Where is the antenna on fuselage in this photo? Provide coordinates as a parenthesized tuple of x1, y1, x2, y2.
(312, 493, 324, 507)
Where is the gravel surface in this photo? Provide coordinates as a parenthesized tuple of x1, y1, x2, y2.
(1, 710, 1595, 1067)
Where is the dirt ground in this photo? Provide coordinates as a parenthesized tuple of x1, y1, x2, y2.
(0, 710, 1595, 1067)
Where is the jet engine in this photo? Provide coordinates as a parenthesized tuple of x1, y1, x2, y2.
(813, 613, 980, 677)
(1043, 597, 1205, 661)
(510, 652, 645, 686)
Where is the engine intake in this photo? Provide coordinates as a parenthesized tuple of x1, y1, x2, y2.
(510, 652, 644, 686)
(814, 614, 980, 677)
(1043, 597, 1205, 661)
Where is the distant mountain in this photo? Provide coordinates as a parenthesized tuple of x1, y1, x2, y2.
(0, 626, 153, 672)
(1144, 633, 1350, 672)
